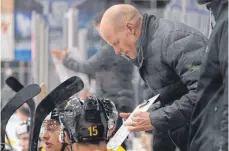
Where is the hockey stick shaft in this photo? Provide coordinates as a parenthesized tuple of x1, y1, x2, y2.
(5, 77, 36, 117)
(1, 84, 40, 144)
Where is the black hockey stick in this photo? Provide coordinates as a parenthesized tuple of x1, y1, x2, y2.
(1, 84, 41, 146)
(29, 76, 84, 151)
(5, 76, 36, 121)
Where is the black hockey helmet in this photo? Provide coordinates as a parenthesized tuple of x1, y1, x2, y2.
(62, 96, 118, 144)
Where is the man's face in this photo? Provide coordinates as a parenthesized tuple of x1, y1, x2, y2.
(41, 120, 62, 151)
(100, 24, 137, 59)
(19, 133, 29, 151)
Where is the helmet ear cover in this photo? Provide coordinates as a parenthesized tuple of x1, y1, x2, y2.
(59, 124, 66, 143)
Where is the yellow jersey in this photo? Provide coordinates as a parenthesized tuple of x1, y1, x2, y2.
(107, 146, 126, 151)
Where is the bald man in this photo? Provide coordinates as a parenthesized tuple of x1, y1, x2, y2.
(52, 12, 135, 114)
(99, 4, 207, 151)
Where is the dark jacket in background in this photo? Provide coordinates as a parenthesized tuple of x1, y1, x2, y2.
(63, 43, 134, 112)
(188, 0, 228, 151)
(132, 14, 207, 151)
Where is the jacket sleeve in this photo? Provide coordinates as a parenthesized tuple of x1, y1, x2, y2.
(149, 30, 207, 133)
(63, 44, 116, 76)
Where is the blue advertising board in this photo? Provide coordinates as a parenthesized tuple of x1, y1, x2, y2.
(14, 11, 32, 61)
(14, 0, 43, 61)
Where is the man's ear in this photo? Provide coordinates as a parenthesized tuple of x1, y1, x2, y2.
(126, 22, 135, 34)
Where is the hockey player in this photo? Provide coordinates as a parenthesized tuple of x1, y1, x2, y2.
(40, 105, 71, 151)
(61, 96, 125, 151)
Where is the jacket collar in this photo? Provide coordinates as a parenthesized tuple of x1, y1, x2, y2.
(136, 14, 149, 50)
(128, 14, 156, 68)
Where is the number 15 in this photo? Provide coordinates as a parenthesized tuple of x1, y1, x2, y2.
(88, 126, 98, 136)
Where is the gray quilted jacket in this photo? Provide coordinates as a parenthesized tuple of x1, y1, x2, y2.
(189, 0, 228, 151)
(63, 43, 134, 112)
(130, 14, 207, 151)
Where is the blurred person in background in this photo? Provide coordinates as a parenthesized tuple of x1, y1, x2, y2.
(16, 119, 31, 151)
(98, 4, 207, 151)
(2, 91, 30, 150)
(188, 0, 228, 151)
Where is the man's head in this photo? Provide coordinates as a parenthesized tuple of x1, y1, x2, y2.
(41, 106, 70, 151)
(99, 4, 142, 59)
(62, 96, 118, 151)
(16, 120, 30, 151)
(41, 120, 63, 151)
